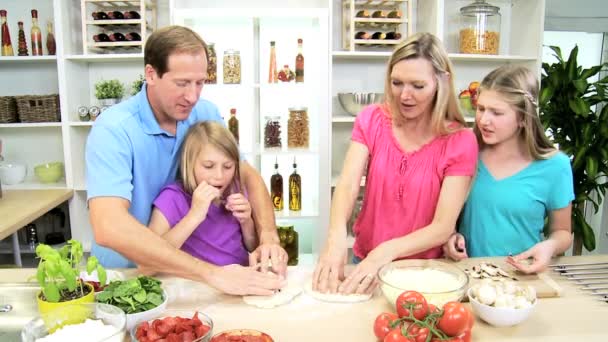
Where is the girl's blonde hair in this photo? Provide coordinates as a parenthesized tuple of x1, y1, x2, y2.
(384, 32, 465, 134)
(178, 121, 241, 196)
(475, 65, 556, 160)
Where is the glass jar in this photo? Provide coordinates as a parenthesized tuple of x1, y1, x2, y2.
(264, 116, 282, 149)
(223, 49, 241, 84)
(278, 225, 298, 266)
(459, 0, 501, 55)
(206, 43, 217, 84)
(78, 106, 90, 121)
(287, 107, 309, 148)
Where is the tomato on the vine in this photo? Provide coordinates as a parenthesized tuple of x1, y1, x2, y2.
(406, 324, 430, 342)
(384, 328, 414, 342)
(431, 337, 464, 342)
(374, 312, 400, 340)
(437, 302, 470, 337)
(427, 303, 439, 314)
(396, 291, 429, 320)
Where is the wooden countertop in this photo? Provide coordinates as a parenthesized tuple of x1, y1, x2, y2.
(1, 255, 607, 341)
(0, 189, 74, 241)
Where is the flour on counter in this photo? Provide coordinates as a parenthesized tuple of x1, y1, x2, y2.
(36, 319, 121, 342)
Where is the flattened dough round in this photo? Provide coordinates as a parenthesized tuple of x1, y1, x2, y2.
(242, 282, 302, 309)
(303, 281, 372, 303)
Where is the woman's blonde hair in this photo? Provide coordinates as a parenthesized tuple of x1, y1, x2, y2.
(475, 65, 556, 160)
(178, 121, 241, 196)
(384, 32, 465, 134)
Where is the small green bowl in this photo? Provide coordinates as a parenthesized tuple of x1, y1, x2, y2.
(34, 162, 64, 183)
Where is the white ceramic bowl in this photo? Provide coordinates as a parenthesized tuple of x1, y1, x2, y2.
(124, 289, 169, 331)
(378, 259, 468, 307)
(467, 287, 537, 327)
(0, 163, 27, 185)
(21, 302, 126, 342)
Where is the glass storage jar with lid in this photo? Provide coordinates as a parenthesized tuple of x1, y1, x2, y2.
(223, 49, 241, 84)
(264, 115, 282, 148)
(459, 0, 501, 55)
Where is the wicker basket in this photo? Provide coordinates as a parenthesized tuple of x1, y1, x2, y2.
(0, 96, 18, 123)
(16, 94, 61, 123)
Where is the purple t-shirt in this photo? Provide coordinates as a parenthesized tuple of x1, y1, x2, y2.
(152, 183, 249, 266)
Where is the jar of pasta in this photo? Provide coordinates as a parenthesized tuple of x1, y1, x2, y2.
(459, 0, 501, 55)
(287, 107, 309, 149)
(223, 49, 241, 84)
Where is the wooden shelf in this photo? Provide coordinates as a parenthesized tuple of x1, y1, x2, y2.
(354, 39, 402, 45)
(85, 0, 143, 8)
(2, 181, 68, 190)
(86, 19, 144, 25)
(353, 18, 406, 24)
(88, 41, 143, 48)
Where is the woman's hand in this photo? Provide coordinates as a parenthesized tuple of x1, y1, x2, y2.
(506, 239, 558, 274)
(225, 193, 252, 224)
(189, 181, 221, 222)
(338, 246, 390, 295)
(312, 243, 347, 294)
(442, 233, 468, 261)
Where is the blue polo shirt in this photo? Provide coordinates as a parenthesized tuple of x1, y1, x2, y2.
(85, 85, 222, 267)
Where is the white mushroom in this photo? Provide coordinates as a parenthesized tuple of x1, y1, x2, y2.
(514, 295, 532, 309)
(477, 283, 497, 306)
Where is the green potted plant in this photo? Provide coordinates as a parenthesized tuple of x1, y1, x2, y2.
(95, 79, 125, 106)
(539, 45, 608, 254)
(131, 74, 145, 96)
(35, 239, 106, 315)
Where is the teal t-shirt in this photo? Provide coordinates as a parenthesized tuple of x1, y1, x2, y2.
(459, 152, 574, 257)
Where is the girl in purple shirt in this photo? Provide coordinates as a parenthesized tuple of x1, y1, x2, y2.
(149, 121, 257, 266)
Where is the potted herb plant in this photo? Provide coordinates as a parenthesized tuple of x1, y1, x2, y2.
(539, 45, 608, 254)
(35, 239, 106, 315)
(131, 74, 145, 96)
(94, 79, 125, 106)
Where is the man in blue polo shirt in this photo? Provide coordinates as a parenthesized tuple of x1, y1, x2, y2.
(85, 26, 286, 296)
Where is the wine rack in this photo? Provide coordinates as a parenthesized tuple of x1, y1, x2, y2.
(80, 0, 157, 54)
(342, 0, 412, 51)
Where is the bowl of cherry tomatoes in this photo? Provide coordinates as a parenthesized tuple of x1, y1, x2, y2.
(131, 309, 213, 342)
(373, 290, 474, 342)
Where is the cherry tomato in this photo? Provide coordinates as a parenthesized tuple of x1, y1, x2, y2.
(384, 328, 414, 342)
(374, 312, 400, 340)
(461, 330, 472, 342)
(407, 324, 430, 342)
(396, 291, 429, 320)
(437, 302, 470, 337)
(427, 303, 439, 314)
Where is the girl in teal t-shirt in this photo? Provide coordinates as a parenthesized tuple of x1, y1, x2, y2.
(443, 65, 574, 274)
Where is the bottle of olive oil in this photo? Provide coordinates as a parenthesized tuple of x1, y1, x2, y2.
(289, 157, 301, 211)
(270, 158, 283, 211)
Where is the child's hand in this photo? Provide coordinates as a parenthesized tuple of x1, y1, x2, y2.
(225, 193, 252, 224)
(506, 239, 557, 274)
(189, 180, 221, 222)
(442, 233, 468, 261)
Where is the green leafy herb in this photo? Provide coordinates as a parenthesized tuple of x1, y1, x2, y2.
(96, 276, 164, 314)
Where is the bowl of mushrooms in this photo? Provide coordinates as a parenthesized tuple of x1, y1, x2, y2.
(467, 279, 537, 327)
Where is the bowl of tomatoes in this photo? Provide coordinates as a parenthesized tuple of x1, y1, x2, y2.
(373, 291, 474, 342)
(130, 310, 213, 342)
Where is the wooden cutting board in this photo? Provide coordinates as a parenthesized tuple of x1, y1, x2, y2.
(450, 257, 562, 299)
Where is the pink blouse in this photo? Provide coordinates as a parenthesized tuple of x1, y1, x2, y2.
(351, 105, 478, 259)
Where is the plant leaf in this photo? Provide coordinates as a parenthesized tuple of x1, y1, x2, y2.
(44, 282, 60, 303)
(569, 98, 590, 116)
(97, 264, 107, 287)
(572, 79, 588, 94)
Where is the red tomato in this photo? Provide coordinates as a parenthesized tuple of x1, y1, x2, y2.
(374, 312, 400, 340)
(461, 330, 472, 342)
(384, 328, 414, 342)
(437, 302, 470, 337)
(194, 324, 211, 338)
(431, 337, 464, 342)
(465, 306, 474, 331)
(396, 291, 429, 320)
(427, 303, 439, 314)
(407, 324, 430, 342)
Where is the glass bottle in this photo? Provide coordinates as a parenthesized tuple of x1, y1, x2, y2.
(46, 21, 56, 55)
(459, 0, 501, 55)
(278, 225, 299, 265)
(206, 43, 217, 84)
(17, 21, 28, 56)
(228, 108, 239, 144)
(289, 157, 301, 211)
(295, 38, 304, 83)
(268, 41, 277, 83)
(30, 9, 43, 56)
(264, 116, 282, 149)
(223, 49, 241, 84)
(1, 10, 14, 56)
(270, 158, 283, 211)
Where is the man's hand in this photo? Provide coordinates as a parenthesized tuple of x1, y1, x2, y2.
(206, 264, 286, 296)
(249, 243, 288, 277)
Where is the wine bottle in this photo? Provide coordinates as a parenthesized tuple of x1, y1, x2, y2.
(123, 11, 141, 19)
(108, 32, 126, 42)
(93, 33, 110, 42)
(270, 158, 283, 211)
(125, 32, 141, 41)
(92, 12, 109, 20)
(355, 10, 370, 18)
(385, 32, 402, 40)
(371, 10, 386, 18)
(387, 10, 402, 19)
(107, 11, 124, 20)
(355, 31, 371, 40)
(371, 32, 386, 40)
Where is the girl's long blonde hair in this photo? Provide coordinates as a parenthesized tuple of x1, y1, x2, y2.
(384, 32, 465, 134)
(475, 65, 556, 160)
(178, 121, 242, 196)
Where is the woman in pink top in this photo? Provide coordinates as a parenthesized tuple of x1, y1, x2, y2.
(313, 33, 478, 295)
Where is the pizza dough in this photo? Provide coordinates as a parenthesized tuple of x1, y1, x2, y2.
(242, 281, 302, 309)
(303, 281, 372, 303)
